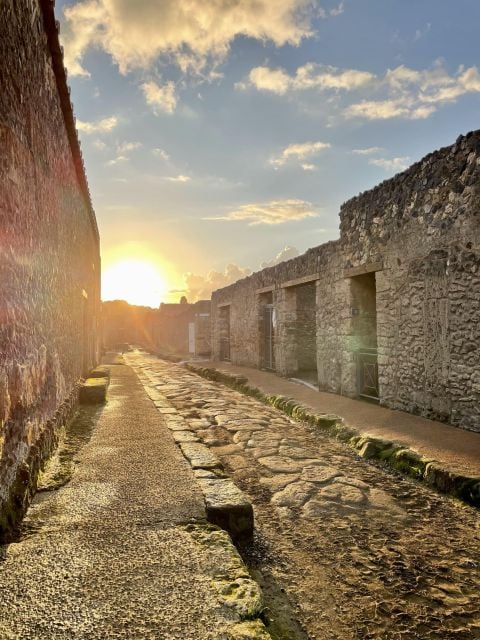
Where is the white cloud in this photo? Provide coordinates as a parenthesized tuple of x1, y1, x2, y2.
(261, 246, 300, 268)
(105, 140, 141, 166)
(248, 63, 374, 95)
(117, 141, 142, 154)
(93, 139, 107, 150)
(76, 115, 118, 134)
(164, 174, 191, 183)
(245, 59, 480, 121)
(141, 81, 177, 114)
(301, 163, 316, 171)
(61, 0, 317, 77)
(180, 264, 252, 302)
(179, 245, 304, 301)
(207, 198, 318, 225)
(271, 141, 331, 167)
(369, 156, 411, 172)
(152, 148, 170, 161)
(351, 147, 384, 156)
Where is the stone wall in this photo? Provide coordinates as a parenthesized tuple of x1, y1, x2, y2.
(211, 131, 480, 432)
(0, 0, 101, 536)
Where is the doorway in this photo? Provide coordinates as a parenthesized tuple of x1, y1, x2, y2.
(259, 292, 275, 370)
(350, 272, 378, 401)
(293, 282, 318, 386)
(219, 305, 231, 361)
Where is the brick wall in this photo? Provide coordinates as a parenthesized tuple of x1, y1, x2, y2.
(0, 0, 101, 535)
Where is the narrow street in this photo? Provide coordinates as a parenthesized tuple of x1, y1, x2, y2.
(128, 351, 480, 640)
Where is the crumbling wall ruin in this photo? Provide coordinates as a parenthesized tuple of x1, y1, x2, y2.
(212, 131, 480, 432)
(0, 0, 101, 536)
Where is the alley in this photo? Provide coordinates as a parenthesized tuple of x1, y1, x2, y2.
(128, 352, 480, 640)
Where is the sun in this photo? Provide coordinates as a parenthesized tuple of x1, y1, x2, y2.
(102, 259, 167, 308)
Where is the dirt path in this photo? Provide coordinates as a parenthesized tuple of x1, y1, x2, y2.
(128, 352, 480, 640)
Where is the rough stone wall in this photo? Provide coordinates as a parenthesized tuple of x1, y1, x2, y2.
(211, 131, 480, 431)
(0, 0, 101, 535)
(340, 131, 480, 429)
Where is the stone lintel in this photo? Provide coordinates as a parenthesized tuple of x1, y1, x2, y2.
(280, 273, 320, 289)
(256, 285, 275, 294)
(217, 302, 231, 308)
(344, 262, 383, 278)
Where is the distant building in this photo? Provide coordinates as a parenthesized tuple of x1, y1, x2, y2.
(154, 300, 211, 358)
(102, 301, 157, 351)
(211, 132, 480, 432)
(0, 2, 101, 535)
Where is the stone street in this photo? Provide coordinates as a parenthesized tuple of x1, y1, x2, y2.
(128, 351, 480, 640)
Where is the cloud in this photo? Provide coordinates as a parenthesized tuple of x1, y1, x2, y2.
(179, 245, 303, 301)
(164, 174, 191, 183)
(117, 141, 142, 154)
(301, 163, 316, 171)
(261, 246, 300, 268)
(152, 148, 170, 161)
(351, 147, 384, 156)
(105, 140, 141, 166)
(345, 63, 480, 121)
(141, 81, 177, 114)
(271, 141, 331, 167)
(245, 59, 480, 121)
(181, 264, 252, 302)
(76, 115, 119, 134)
(207, 198, 318, 225)
(61, 0, 317, 77)
(369, 156, 411, 172)
(93, 139, 107, 150)
(248, 63, 374, 95)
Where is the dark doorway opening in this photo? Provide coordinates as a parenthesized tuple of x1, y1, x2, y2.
(259, 292, 275, 370)
(350, 272, 379, 401)
(219, 305, 231, 361)
(293, 282, 318, 386)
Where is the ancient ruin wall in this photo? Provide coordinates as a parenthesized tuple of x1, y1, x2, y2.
(0, 0, 101, 534)
(340, 131, 480, 429)
(212, 132, 479, 431)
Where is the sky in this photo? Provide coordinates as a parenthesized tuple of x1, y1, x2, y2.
(56, 0, 480, 307)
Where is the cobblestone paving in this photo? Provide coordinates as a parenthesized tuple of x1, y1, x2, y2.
(128, 353, 480, 640)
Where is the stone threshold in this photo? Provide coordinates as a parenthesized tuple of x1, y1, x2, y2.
(186, 364, 480, 510)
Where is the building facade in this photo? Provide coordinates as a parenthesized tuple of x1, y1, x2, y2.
(153, 300, 211, 358)
(211, 132, 480, 432)
(0, 0, 101, 535)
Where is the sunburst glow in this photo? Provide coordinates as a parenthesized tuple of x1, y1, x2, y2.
(102, 258, 167, 307)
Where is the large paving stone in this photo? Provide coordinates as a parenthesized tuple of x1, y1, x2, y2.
(198, 478, 254, 540)
(79, 378, 108, 404)
(180, 443, 223, 470)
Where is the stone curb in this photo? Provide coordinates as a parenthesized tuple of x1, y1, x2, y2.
(140, 379, 255, 541)
(186, 364, 480, 509)
(79, 376, 109, 404)
(186, 523, 272, 639)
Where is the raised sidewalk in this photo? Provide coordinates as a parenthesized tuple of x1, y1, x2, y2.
(188, 360, 480, 504)
(0, 360, 269, 639)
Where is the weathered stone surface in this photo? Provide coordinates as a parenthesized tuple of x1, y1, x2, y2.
(172, 430, 200, 443)
(180, 443, 223, 470)
(210, 131, 480, 431)
(0, 1, 101, 536)
(79, 378, 108, 404)
(89, 366, 110, 379)
(198, 478, 254, 540)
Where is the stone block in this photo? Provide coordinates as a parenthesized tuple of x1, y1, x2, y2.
(89, 366, 110, 380)
(180, 442, 223, 470)
(79, 378, 108, 404)
(198, 477, 254, 540)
